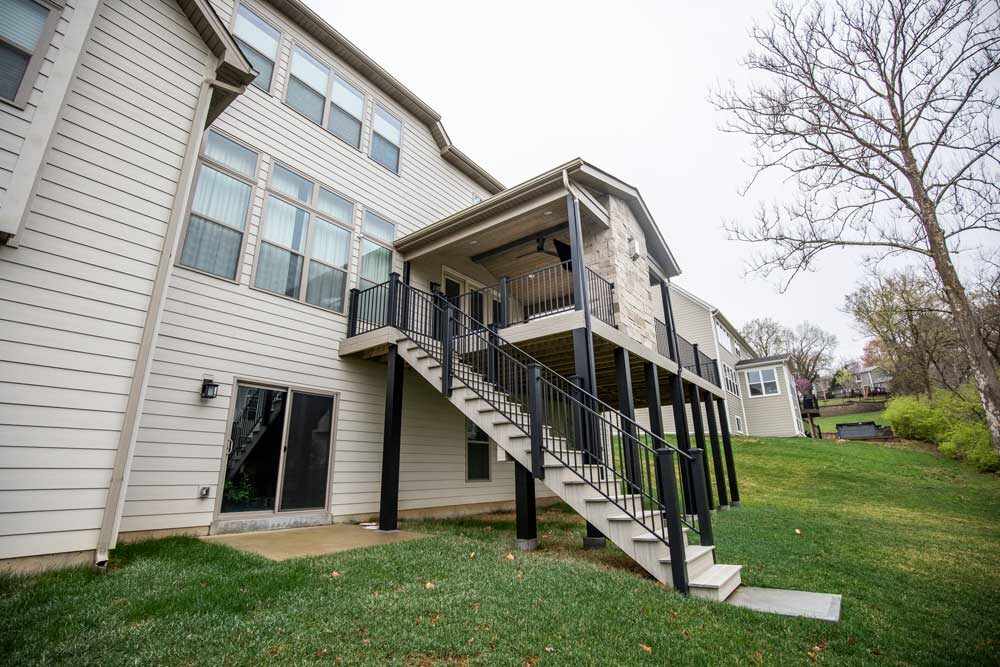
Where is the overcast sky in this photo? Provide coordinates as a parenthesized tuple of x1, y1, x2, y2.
(316, 0, 984, 361)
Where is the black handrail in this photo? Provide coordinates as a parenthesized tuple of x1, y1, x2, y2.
(357, 278, 709, 546)
(654, 318, 720, 387)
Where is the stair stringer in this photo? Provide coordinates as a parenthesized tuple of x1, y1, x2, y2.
(392, 334, 742, 601)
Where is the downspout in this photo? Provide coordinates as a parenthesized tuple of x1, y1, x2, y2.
(94, 75, 245, 570)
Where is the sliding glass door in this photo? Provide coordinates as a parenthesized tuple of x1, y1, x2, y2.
(221, 384, 336, 515)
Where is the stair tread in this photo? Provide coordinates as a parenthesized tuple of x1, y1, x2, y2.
(689, 564, 742, 589)
(657, 544, 714, 562)
(584, 494, 642, 503)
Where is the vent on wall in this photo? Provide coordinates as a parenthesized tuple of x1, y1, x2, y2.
(627, 236, 640, 261)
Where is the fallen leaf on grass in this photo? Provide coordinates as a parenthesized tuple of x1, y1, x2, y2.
(329, 571, 342, 578)
(524, 658, 539, 667)
(794, 528, 802, 535)
(807, 651, 817, 662)
(469, 552, 476, 559)
(425, 582, 437, 590)
(640, 644, 653, 654)
(504, 553, 515, 561)
(544, 646, 555, 653)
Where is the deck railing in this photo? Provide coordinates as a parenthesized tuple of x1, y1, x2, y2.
(654, 318, 720, 387)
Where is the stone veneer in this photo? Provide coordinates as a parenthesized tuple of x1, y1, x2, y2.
(583, 195, 657, 349)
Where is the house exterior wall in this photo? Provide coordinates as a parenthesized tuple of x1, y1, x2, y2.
(0, 0, 215, 560)
(584, 196, 656, 349)
(739, 363, 803, 437)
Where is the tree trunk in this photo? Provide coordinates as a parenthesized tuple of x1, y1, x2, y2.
(920, 202, 1000, 455)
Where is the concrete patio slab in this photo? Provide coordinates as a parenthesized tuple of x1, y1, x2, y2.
(727, 586, 842, 622)
(201, 524, 428, 561)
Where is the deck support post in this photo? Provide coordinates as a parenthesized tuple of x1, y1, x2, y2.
(655, 448, 689, 594)
(378, 344, 404, 531)
(514, 461, 538, 551)
(498, 276, 510, 328)
(644, 362, 664, 440)
(689, 449, 715, 547)
(670, 375, 694, 514)
(615, 347, 642, 492)
(715, 397, 741, 506)
(688, 382, 713, 510)
(703, 392, 729, 508)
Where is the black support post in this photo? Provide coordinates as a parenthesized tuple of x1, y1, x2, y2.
(689, 449, 714, 547)
(526, 363, 545, 480)
(655, 448, 688, 594)
(514, 461, 538, 551)
(644, 362, 664, 439)
(386, 272, 400, 328)
(614, 347, 642, 492)
(715, 397, 741, 506)
(347, 287, 359, 337)
(498, 275, 510, 328)
(441, 301, 453, 396)
(378, 344, 404, 531)
(703, 392, 729, 508)
(659, 281, 679, 361)
(688, 382, 713, 510)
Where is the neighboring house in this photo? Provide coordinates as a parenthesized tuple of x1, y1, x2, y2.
(636, 284, 805, 438)
(0, 0, 747, 600)
(852, 366, 892, 395)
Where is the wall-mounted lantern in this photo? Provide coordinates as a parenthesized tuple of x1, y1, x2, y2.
(200, 377, 219, 400)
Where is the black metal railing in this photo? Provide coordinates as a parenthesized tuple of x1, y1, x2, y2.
(348, 281, 392, 336)
(348, 277, 716, 593)
(653, 319, 720, 387)
(587, 268, 615, 326)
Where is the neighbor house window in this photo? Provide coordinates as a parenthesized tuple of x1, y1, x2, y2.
(178, 131, 258, 280)
(329, 76, 365, 147)
(358, 210, 394, 289)
(370, 103, 402, 172)
(0, 0, 60, 108)
(253, 163, 353, 312)
(734, 415, 744, 433)
(746, 368, 780, 397)
(723, 364, 740, 397)
(466, 419, 490, 481)
(232, 4, 280, 91)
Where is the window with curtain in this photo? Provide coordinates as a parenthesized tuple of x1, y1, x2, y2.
(286, 46, 329, 124)
(253, 163, 354, 313)
(466, 419, 490, 481)
(0, 0, 57, 107)
(370, 103, 402, 172)
(329, 76, 364, 148)
(179, 131, 258, 280)
(358, 210, 394, 291)
(232, 4, 279, 91)
(746, 368, 780, 397)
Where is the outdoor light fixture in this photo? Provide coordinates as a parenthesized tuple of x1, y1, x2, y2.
(200, 377, 219, 400)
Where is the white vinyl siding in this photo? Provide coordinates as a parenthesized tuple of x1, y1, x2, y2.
(0, 0, 211, 560)
(740, 364, 800, 436)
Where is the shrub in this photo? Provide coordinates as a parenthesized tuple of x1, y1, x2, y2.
(884, 389, 1000, 472)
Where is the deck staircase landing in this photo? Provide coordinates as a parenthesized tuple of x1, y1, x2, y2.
(395, 335, 743, 601)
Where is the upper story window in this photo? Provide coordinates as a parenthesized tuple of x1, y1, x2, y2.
(178, 131, 258, 280)
(286, 46, 330, 125)
(329, 76, 365, 148)
(370, 103, 402, 173)
(746, 368, 780, 397)
(723, 364, 740, 397)
(233, 4, 280, 92)
(715, 320, 734, 353)
(358, 210, 394, 290)
(254, 163, 354, 313)
(0, 0, 60, 108)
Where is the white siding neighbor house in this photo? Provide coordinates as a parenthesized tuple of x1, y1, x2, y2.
(0, 0, 772, 601)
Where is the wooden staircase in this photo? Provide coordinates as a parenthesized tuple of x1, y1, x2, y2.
(395, 334, 743, 602)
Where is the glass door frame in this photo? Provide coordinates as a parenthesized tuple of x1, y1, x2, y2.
(214, 379, 339, 520)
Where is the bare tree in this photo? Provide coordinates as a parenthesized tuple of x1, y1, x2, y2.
(784, 322, 839, 383)
(713, 0, 1000, 453)
(741, 317, 790, 356)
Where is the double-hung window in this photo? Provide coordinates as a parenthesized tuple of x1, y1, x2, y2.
(466, 419, 490, 481)
(370, 103, 402, 173)
(232, 4, 279, 91)
(179, 131, 258, 280)
(329, 76, 365, 147)
(746, 368, 780, 397)
(0, 0, 60, 108)
(723, 364, 741, 397)
(286, 46, 330, 125)
(358, 210, 394, 290)
(254, 164, 354, 313)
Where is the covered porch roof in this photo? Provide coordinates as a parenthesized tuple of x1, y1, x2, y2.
(394, 159, 682, 280)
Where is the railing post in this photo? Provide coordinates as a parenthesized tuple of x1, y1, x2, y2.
(441, 301, 453, 397)
(715, 397, 741, 506)
(526, 363, 545, 480)
(387, 272, 400, 329)
(499, 276, 510, 328)
(689, 449, 714, 547)
(347, 287, 359, 337)
(655, 448, 688, 594)
(486, 324, 499, 385)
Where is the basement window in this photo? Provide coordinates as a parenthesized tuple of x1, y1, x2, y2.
(466, 419, 491, 482)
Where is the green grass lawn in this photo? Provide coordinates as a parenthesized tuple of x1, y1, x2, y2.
(812, 410, 888, 433)
(2, 437, 998, 666)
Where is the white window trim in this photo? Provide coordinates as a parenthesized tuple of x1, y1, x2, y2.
(745, 366, 782, 398)
(368, 101, 404, 175)
(0, 0, 63, 109)
(175, 130, 260, 284)
(250, 160, 356, 314)
(356, 207, 396, 290)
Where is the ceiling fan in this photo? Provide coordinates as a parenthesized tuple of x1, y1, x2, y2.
(514, 237, 573, 269)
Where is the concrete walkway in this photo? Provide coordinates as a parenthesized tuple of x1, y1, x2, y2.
(727, 586, 842, 622)
(202, 524, 428, 561)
